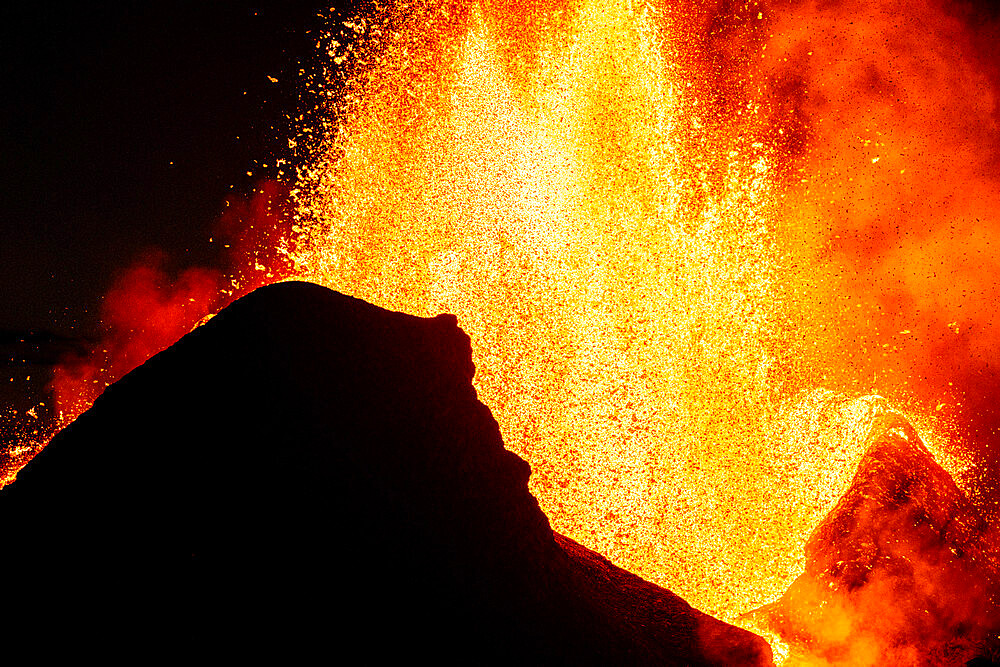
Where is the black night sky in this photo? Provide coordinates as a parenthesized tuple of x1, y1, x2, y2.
(3, 0, 999, 335)
(1, 1, 343, 336)
(0, 1, 362, 424)
(4, 0, 1000, 474)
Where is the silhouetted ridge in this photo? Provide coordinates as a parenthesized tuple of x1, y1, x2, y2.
(753, 413, 1000, 665)
(0, 281, 770, 665)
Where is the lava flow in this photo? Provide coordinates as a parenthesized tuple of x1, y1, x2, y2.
(7, 0, 1000, 664)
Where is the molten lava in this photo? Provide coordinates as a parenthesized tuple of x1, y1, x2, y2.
(290, 0, 986, 632)
(7, 0, 1000, 663)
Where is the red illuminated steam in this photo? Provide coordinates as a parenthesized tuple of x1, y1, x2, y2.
(47, 181, 295, 425)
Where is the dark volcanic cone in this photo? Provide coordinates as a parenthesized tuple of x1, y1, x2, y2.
(0, 281, 770, 665)
(752, 413, 1000, 666)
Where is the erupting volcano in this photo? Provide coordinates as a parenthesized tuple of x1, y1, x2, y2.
(4, 0, 1000, 664)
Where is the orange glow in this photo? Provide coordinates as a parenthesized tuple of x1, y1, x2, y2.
(5, 0, 998, 661)
(0, 183, 297, 486)
(47, 181, 296, 425)
(287, 0, 989, 648)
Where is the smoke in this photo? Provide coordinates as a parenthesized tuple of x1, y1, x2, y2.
(7, 0, 999, 656)
(697, 0, 1000, 499)
(769, 546, 996, 665)
(752, 415, 1000, 664)
(701, 1, 1000, 655)
(47, 254, 222, 422)
(45, 180, 295, 427)
(772, 497, 1000, 665)
(215, 179, 297, 289)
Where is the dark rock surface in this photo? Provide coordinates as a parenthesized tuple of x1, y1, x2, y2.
(0, 281, 771, 665)
(753, 413, 1000, 666)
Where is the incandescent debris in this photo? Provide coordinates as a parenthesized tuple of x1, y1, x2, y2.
(0, 281, 771, 665)
(751, 413, 1000, 666)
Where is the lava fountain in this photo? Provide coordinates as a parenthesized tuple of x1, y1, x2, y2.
(7, 0, 1000, 663)
(291, 0, 988, 629)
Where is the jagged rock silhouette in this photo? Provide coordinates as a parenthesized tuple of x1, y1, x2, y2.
(0, 281, 770, 665)
(752, 413, 1000, 666)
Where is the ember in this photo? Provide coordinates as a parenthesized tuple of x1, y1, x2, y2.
(285, 0, 1000, 661)
(6, 1, 1000, 663)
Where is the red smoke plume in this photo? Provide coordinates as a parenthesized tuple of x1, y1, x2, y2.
(47, 255, 221, 422)
(732, 0, 1000, 501)
(47, 180, 294, 426)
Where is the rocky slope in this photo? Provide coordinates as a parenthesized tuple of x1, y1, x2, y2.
(753, 413, 1000, 665)
(0, 281, 771, 665)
